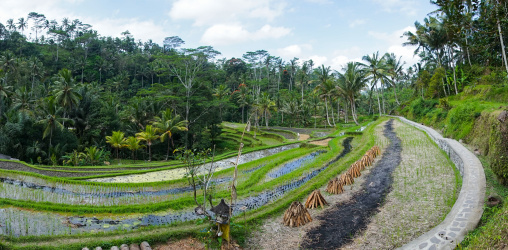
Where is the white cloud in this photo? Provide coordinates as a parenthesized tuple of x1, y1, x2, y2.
(304, 0, 333, 4)
(306, 55, 328, 67)
(201, 24, 291, 46)
(277, 45, 303, 58)
(349, 19, 367, 28)
(276, 44, 313, 60)
(329, 55, 363, 72)
(0, 0, 76, 24)
(0, 0, 173, 44)
(368, 26, 420, 67)
(372, 0, 418, 16)
(84, 18, 170, 44)
(169, 0, 286, 26)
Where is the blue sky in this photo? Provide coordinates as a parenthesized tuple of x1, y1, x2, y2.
(1, 0, 435, 70)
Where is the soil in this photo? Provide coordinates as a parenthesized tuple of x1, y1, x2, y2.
(298, 134, 310, 141)
(0, 161, 117, 178)
(308, 138, 331, 146)
(264, 129, 297, 140)
(245, 137, 375, 250)
(301, 119, 402, 249)
(154, 238, 205, 250)
(269, 127, 333, 135)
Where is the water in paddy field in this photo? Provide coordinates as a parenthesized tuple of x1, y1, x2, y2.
(90, 144, 300, 183)
(356, 126, 366, 132)
(0, 176, 232, 199)
(266, 151, 325, 179)
(0, 139, 353, 237)
(0, 207, 75, 237)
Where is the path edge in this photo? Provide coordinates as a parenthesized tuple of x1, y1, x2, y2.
(396, 116, 486, 250)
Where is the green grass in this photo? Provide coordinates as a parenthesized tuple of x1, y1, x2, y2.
(458, 155, 508, 249)
(0, 119, 384, 249)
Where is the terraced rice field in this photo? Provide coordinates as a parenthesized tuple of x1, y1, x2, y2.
(0, 119, 462, 249)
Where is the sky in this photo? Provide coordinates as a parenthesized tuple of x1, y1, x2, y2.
(1, 0, 436, 71)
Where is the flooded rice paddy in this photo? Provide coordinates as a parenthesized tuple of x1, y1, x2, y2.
(89, 144, 299, 183)
(0, 138, 353, 237)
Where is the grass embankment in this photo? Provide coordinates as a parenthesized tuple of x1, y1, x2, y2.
(0, 121, 380, 249)
(344, 119, 460, 249)
(400, 84, 508, 249)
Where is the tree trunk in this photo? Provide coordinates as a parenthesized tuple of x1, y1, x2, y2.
(265, 110, 269, 128)
(351, 97, 359, 125)
(324, 97, 332, 126)
(148, 143, 152, 161)
(166, 138, 171, 161)
(375, 85, 382, 116)
(498, 18, 508, 75)
(241, 106, 244, 123)
(337, 99, 340, 124)
(329, 98, 336, 127)
(392, 78, 400, 105)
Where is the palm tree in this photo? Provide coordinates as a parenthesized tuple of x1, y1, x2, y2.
(17, 17, 27, 36)
(12, 87, 34, 115)
(336, 62, 368, 125)
(106, 131, 126, 160)
(37, 97, 72, 148)
(28, 57, 44, 97)
(136, 125, 159, 161)
(0, 52, 16, 84)
(361, 52, 390, 116)
(125, 136, 144, 162)
(235, 84, 250, 123)
(152, 109, 188, 160)
(53, 68, 81, 120)
(6, 19, 16, 31)
(79, 146, 104, 166)
(280, 98, 301, 128)
(213, 84, 230, 122)
(0, 77, 12, 119)
(256, 93, 276, 128)
(315, 64, 335, 127)
(385, 53, 405, 105)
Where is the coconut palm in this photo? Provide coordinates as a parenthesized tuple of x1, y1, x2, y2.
(336, 62, 368, 125)
(385, 53, 405, 105)
(213, 84, 230, 122)
(37, 97, 72, 147)
(136, 125, 159, 161)
(17, 17, 27, 36)
(152, 109, 188, 160)
(6, 19, 16, 31)
(0, 77, 12, 119)
(315, 64, 335, 126)
(106, 131, 126, 160)
(53, 68, 81, 119)
(256, 93, 277, 128)
(125, 136, 144, 162)
(361, 52, 390, 116)
(234, 84, 250, 123)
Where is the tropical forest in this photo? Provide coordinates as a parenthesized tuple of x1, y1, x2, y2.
(0, 0, 507, 249)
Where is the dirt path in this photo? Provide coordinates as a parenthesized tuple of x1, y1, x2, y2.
(342, 119, 458, 249)
(244, 137, 366, 250)
(301, 119, 402, 249)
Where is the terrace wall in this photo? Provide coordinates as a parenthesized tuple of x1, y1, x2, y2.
(397, 116, 485, 250)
